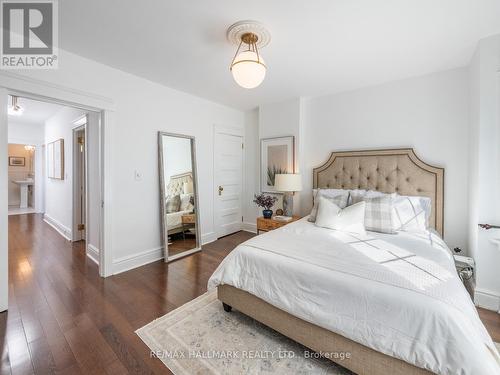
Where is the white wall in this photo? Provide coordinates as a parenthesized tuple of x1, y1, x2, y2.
(8, 121, 44, 145)
(243, 108, 259, 231)
(258, 98, 304, 213)
(163, 136, 192, 184)
(44, 106, 86, 239)
(253, 68, 470, 251)
(11, 49, 243, 273)
(468, 34, 500, 311)
(0, 90, 8, 312)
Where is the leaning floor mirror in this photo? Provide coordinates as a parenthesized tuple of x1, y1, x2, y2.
(158, 132, 201, 262)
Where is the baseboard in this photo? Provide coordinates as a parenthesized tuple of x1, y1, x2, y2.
(201, 232, 217, 245)
(242, 222, 257, 233)
(112, 231, 226, 275)
(112, 247, 164, 275)
(87, 244, 100, 265)
(474, 288, 500, 312)
(43, 214, 72, 241)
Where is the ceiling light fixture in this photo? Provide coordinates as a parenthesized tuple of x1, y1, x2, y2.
(227, 21, 271, 89)
(24, 145, 35, 152)
(8, 96, 24, 116)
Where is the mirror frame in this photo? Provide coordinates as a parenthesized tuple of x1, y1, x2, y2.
(158, 131, 201, 262)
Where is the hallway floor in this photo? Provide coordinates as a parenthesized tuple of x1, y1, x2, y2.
(0, 213, 254, 374)
(0, 214, 498, 374)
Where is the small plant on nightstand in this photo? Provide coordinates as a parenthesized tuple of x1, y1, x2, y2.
(253, 193, 278, 219)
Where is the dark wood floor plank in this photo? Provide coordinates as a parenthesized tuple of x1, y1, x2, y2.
(2, 213, 499, 375)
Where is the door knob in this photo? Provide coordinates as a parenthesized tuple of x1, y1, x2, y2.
(218, 186, 224, 195)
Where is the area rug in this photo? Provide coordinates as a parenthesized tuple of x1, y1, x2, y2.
(137, 290, 500, 375)
(136, 290, 352, 374)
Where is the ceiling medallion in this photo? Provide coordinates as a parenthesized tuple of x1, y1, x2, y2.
(227, 21, 271, 89)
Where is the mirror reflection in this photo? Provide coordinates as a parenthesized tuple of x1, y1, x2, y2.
(159, 132, 200, 261)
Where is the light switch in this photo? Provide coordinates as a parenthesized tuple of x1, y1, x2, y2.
(134, 170, 142, 181)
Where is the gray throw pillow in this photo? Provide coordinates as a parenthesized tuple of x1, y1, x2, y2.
(166, 194, 181, 213)
(351, 193, 396, 234)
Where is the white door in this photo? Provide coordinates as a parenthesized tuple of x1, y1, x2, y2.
(214, 127, 243, 238)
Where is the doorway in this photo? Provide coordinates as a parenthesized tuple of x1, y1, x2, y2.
(1, 84, 111, 313)
(7, 143, 37, 215)
(213, 125, 244, 238)
(73, 121, 87, 242)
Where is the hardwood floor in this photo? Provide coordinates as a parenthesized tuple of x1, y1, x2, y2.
(1, 214, 253, 374)
(1, 214, 499, 374)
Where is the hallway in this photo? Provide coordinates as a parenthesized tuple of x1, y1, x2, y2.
(0, 213, 253, 374)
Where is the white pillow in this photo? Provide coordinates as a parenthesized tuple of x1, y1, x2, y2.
(309, 189, 349, 222)
(180, 193, 194, 211)
(392, 195, 431, 232)
(315, 197, 366, 235)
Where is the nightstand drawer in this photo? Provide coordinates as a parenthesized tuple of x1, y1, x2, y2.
(257, 216, 301, 233)
(182, 214, 196, 224)
(257, 218, 276, 231)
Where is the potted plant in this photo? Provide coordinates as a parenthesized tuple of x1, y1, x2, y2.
(253, 193, 278, 219)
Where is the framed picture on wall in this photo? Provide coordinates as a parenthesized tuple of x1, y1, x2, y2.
(47, 139, 64, 180)
(8, 157, 25, 167)
(260, 136, 295, 193)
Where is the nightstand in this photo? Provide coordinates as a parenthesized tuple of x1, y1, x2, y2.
(257, 216, 301, 234)
(454, 254, 475, 299)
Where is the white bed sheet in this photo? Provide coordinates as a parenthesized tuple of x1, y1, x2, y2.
(166, 209, 192, 231)
(208, 218, 500, 375)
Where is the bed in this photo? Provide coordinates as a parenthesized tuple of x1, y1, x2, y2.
(208, 149, 500, 375)
(165, 172, 194, 236)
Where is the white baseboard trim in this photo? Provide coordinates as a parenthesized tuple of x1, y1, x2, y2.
(242, 222, 257, 233)
(43, 214, 72, 241)
(111, 231, 228, 275)
(474, 288, 500, 312)
(201, 232, 217, 245)
(87, 244, 100, 265)
(112, 246, 164, 275)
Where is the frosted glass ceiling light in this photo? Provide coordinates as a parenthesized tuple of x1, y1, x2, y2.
(227, 21, 271, 89)
(8, 96, 24, 116)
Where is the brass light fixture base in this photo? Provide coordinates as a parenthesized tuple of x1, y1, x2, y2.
(226, 20, 271, 48)
(241, 32, 258, 45)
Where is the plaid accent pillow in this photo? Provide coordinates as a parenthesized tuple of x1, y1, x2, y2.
(351, 193, 395, 234)
(308, 189, 349, 222)
(166, 194, 181, 213)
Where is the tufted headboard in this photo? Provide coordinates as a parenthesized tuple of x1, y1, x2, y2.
(313, 148, 444, 236)
(167, 172, 192, 196)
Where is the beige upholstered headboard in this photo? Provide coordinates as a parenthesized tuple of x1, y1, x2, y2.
(313, 149, 444, 236)
(167, 172, 192, 196)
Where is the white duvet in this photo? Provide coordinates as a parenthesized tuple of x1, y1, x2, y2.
(166, 209, 192, 231)
(208, 218, 500, 375)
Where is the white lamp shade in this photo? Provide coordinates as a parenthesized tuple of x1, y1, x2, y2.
(274, 174, 302, 192)
(183, 181, 194, 194)
(231, 50, 266, 89)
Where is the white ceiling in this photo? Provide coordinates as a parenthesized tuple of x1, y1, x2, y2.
(8, 97, 66, 125)
(60, 0, 500, 110)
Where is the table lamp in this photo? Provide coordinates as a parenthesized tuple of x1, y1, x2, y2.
(274, 174, 302, 217)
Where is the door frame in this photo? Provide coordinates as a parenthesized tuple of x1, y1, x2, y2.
(213, 124, 245, 239)
(72, 119, 87, 242)
(0, 71, 115, 314)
